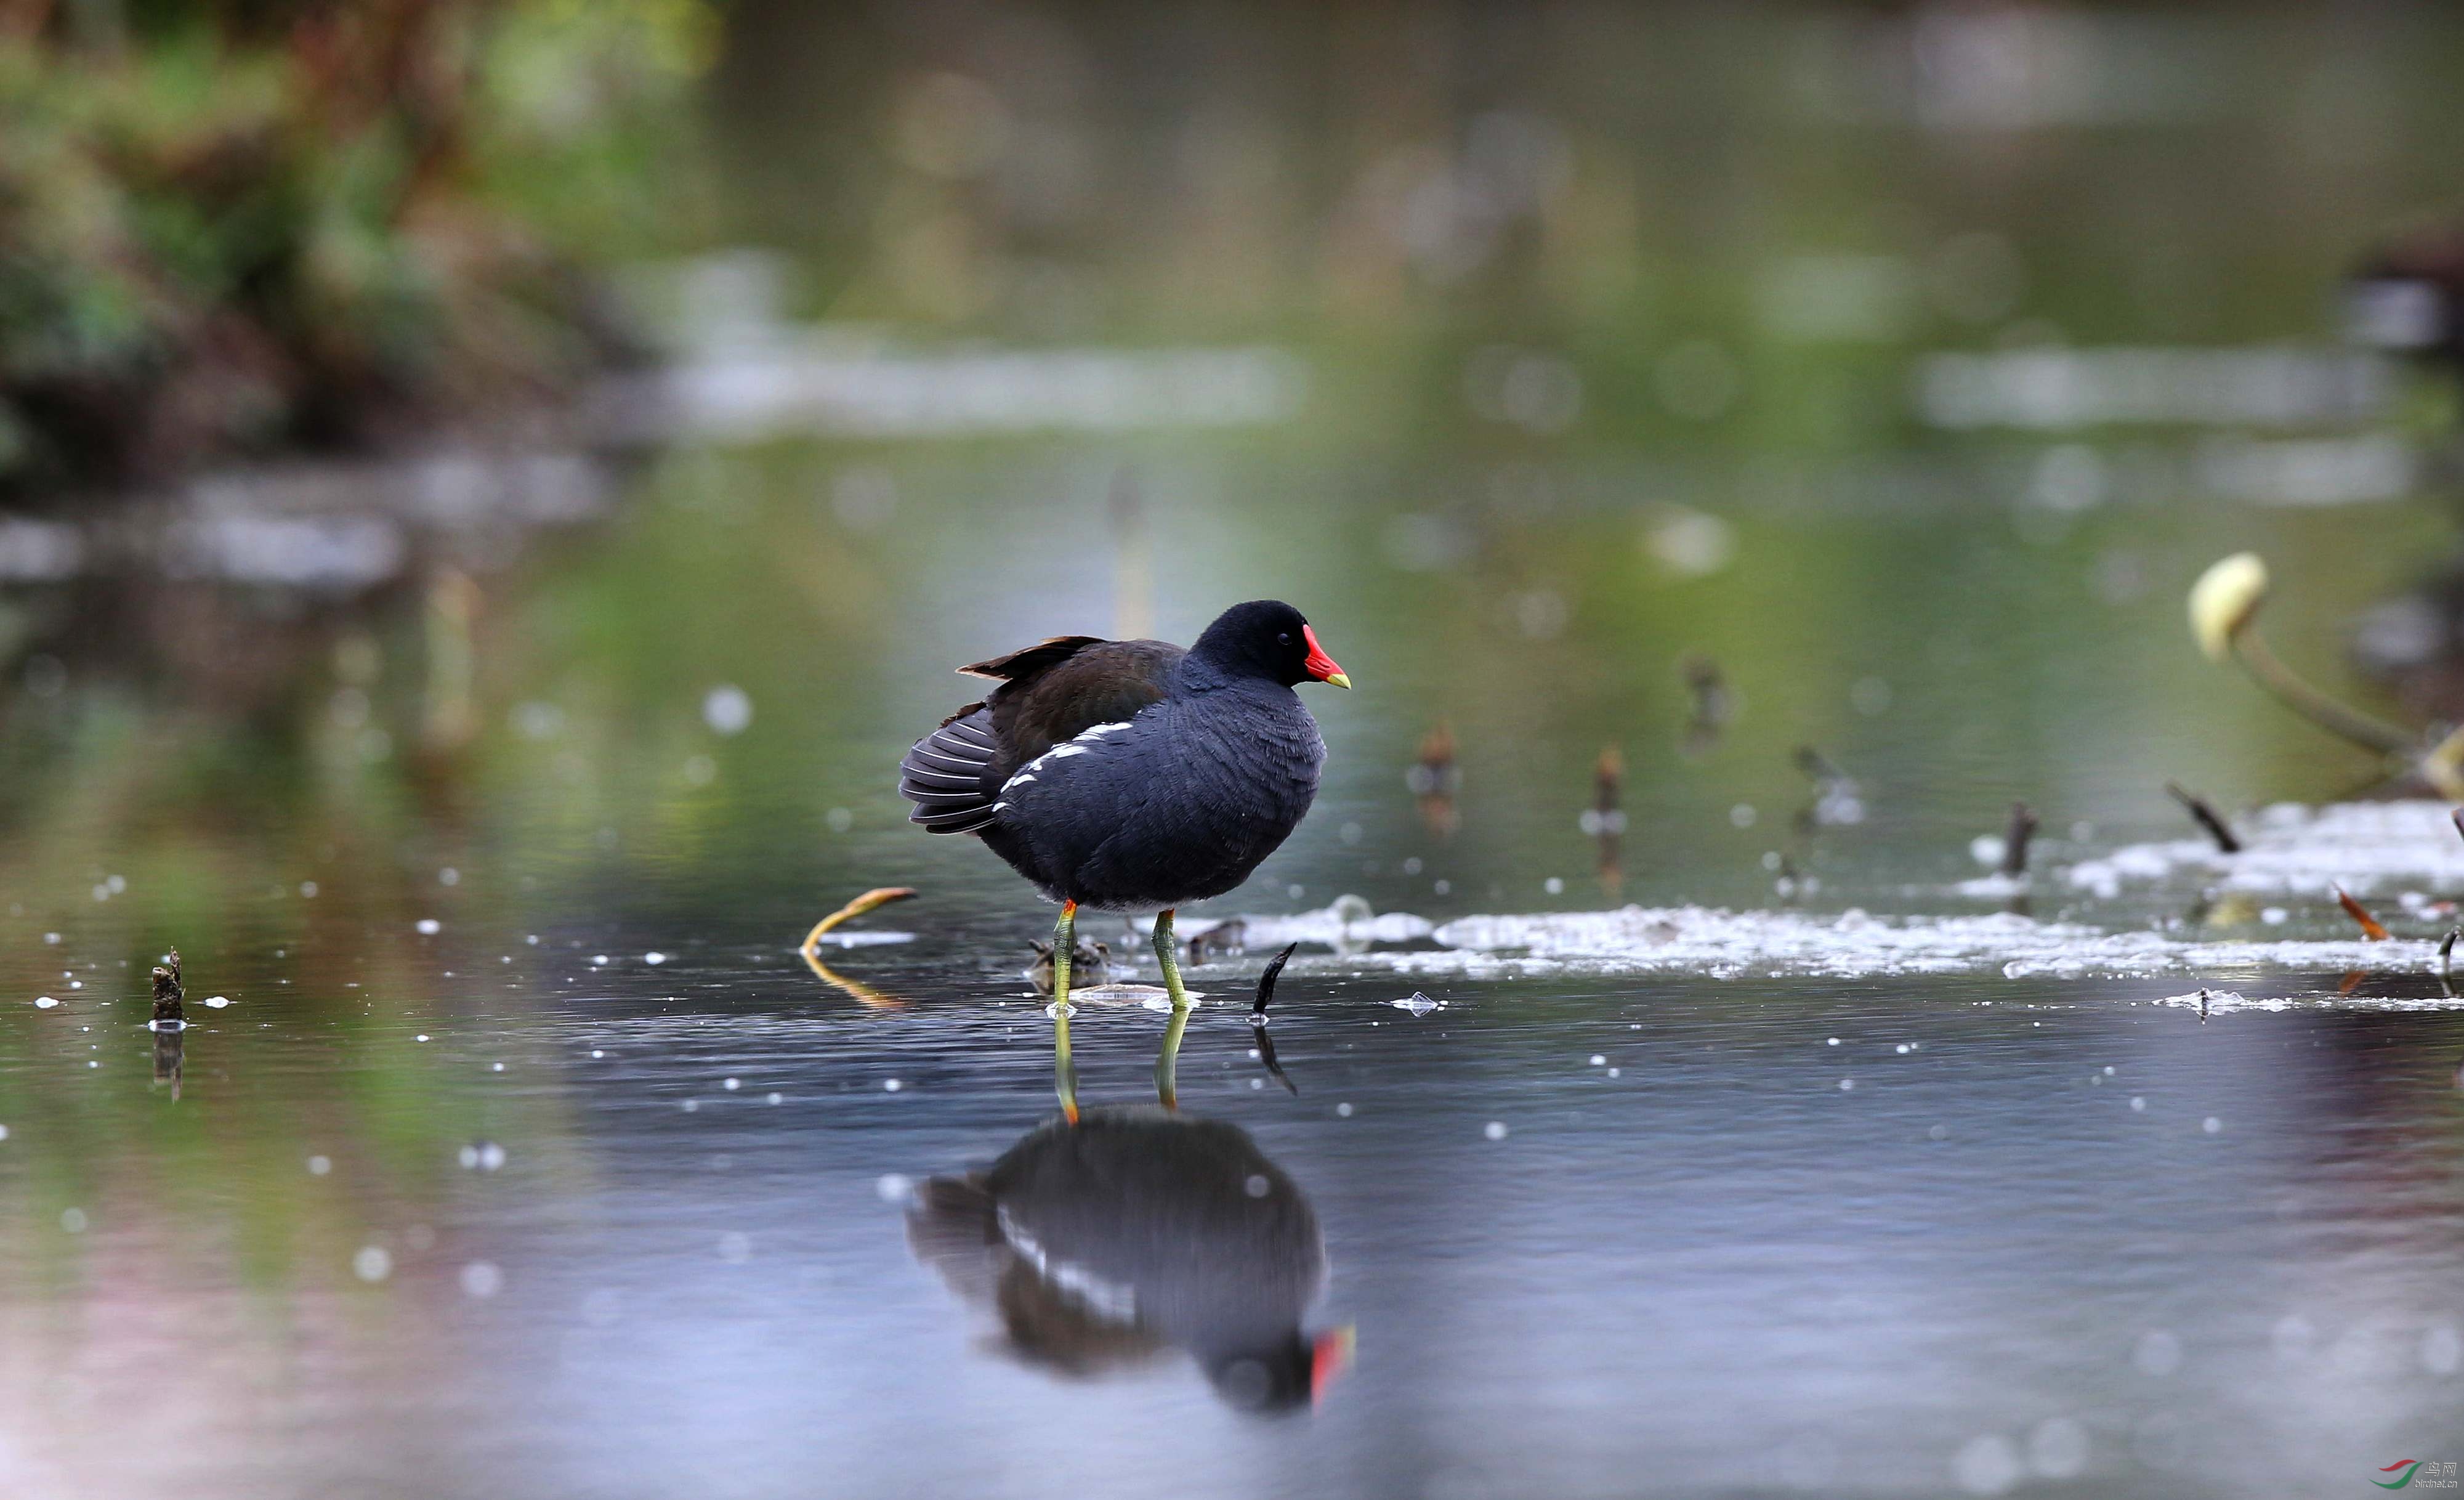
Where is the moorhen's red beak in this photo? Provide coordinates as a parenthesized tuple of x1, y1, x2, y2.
(1300, 625, 1351, 689)
(1311, 1325, 1357, 1406)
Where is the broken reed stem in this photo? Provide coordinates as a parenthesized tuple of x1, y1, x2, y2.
(2165, 782, 2242, 854)
(801, 886, 918, 952)
(150, 947, 183, 1023)
(1249, 943, 1301, 1095)
(2000, 802, 2038, 879)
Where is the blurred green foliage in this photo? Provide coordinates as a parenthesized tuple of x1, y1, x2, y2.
(0, 0, 721, 492)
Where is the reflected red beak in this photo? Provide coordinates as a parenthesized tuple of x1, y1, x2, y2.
(1310, 1326, 1356, 1406)
(1301, 625, 1351, 689)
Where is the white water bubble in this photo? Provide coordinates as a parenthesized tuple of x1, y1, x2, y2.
(1392, 992, 1439, 1016)
(60, 1207, 86, 1233)
(415, 919, 441, 935)
(2028, 1418, 2089, 1478)
(2202, 1117, 2223, 1134)
(204, 995, 230, 1009)
(2134, 1329, 2183, 1376)
(1952, 1434, 2022, 1496)
(703, 685, 753, 736)
(42, 932, 59, 944)
(1336, 1103, 1354, 1117)
(883, 1079, 902, 1092)
(1543, 877, 1564, 895)
(1928, 1124, 1949, 1140)
(1243, 1175, 1271, 1198)
(2271, 1314, 2316, 1361)
(644, 952, 668, 966)
(460, 1262, 504, 1299)
(1588, 1055, 1606, 1066)
(2130, 1097, 2146, 1112)
(33, 997, 56, 1010)
(438, 868, 459, 887)
(352, 1246, 392, 1282)
(1730, 803, 1757, 828)
(722, 1077, 739, 1091)
(766, 1092, 782, 1105)
(2422, 1324, 2462, 1375)
(307, 1156, 331, 1176)
(1483, 1121, 1508, 1141)
(0, 1125, 9, 1141)
(875, 1173, 914, 1204)
(1839, 1079, 1856, 1091)
(299, 882, 318, 898)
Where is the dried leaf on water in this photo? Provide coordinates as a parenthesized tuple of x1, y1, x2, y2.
(2335, 886, 2389, 941)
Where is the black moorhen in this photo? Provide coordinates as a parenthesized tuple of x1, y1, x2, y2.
(899, 600, 1349, 1119)
(905, 1107, 1351, 1411)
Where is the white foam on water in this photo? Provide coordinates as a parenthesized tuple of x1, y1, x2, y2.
(1221, 902, 2447, 986)
(802, 930, 915, 949)
(2064, 800, 2464, 899)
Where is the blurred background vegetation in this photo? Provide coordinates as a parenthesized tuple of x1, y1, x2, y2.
(0, 0, 719, 491)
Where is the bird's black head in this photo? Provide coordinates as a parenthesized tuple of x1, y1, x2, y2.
(1189, 601, 1350, 689)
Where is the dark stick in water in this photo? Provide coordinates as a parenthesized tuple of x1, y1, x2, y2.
(1250, 942, 1301, 1095)
(2000, 802, 2038, 879)
(2165, 782, 2242, 854)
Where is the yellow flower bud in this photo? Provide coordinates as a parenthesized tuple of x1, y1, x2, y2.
(2188, 553, 2269, 662)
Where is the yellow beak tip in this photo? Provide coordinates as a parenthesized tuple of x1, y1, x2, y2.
(1325, 672, 1352, 690)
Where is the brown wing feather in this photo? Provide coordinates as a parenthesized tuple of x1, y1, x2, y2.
(989, 639, 1182, 770)
(902, 635, 1182, 836)
(958, 636, 1110, 683)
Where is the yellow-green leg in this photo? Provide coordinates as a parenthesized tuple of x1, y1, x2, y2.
(1052, 901, 1081, 1125)
(1152, 908, 1192, 1110)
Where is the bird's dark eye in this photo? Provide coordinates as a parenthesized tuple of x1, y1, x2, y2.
(1278, 632, 1291, 646)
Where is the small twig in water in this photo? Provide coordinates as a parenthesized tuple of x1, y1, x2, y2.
(2000, 802, 2038, 879)
(2441, 928, 2458, 999)
(2165, 782, 2242, 854)
(1249, 942, 1301, 1095)
(2334, 886, 2389, 942)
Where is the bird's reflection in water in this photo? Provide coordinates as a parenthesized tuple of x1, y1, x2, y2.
(908, 1107, 1349, 1413)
